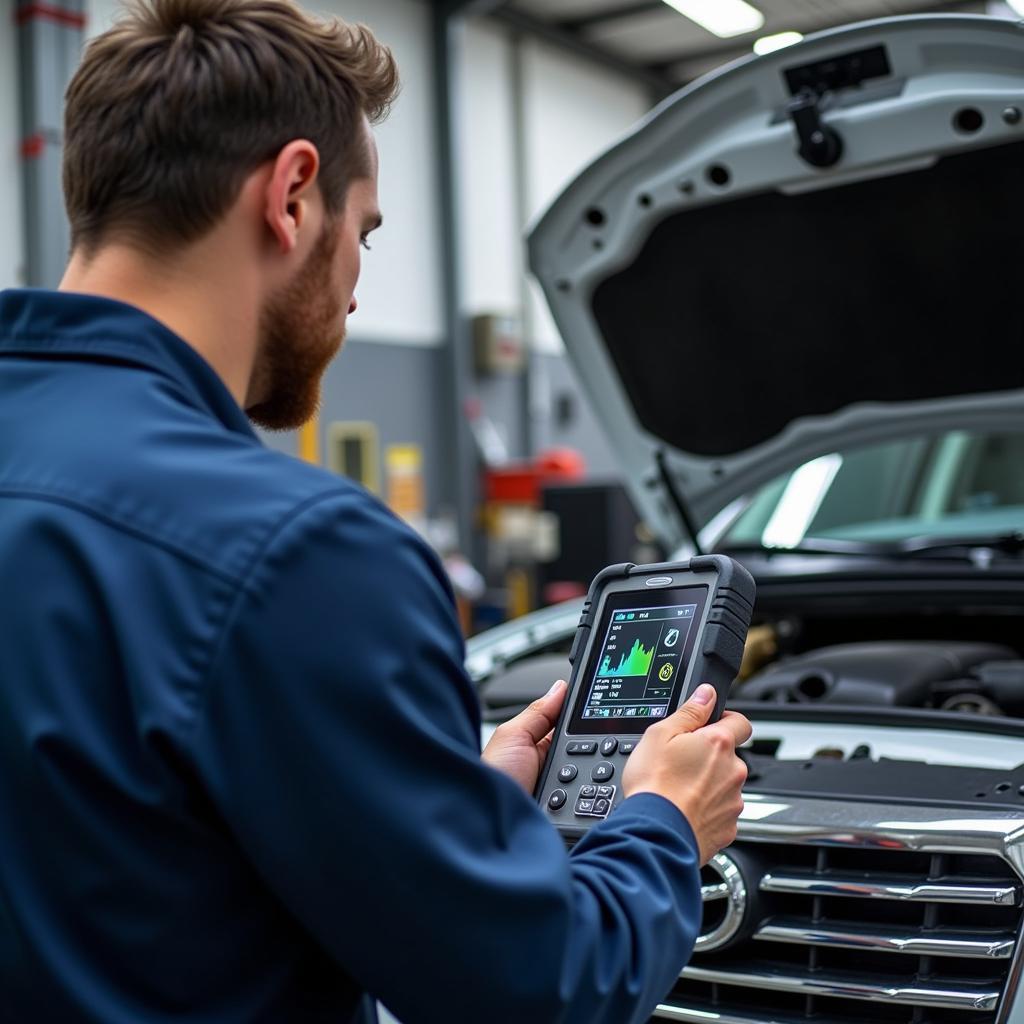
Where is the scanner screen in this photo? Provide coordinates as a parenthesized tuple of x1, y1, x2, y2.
(569, 585, 707, 734)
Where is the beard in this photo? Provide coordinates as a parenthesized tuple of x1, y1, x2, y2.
(246, 224, 345, 432)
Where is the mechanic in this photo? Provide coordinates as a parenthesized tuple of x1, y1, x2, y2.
(0, 0, 751, 1021)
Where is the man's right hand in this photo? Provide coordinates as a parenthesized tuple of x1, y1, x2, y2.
(622, 684, 751, 864)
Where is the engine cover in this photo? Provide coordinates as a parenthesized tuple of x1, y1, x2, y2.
(741, 641, 1016, 707)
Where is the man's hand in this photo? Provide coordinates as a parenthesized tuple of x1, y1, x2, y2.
(622, 684, 751, 864)
(482, 679, 567, 793)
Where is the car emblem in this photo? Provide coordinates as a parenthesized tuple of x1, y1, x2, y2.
(695, 852, 747, 952)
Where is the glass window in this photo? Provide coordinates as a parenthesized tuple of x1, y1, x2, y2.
(718, 431, 1024, 549)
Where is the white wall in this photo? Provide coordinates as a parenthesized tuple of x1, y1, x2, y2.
(457, 19, 520, 318)
(458, 19, 650, 354)
(521, 37, 650, 353)
(520, 38, 649, 229)
(83, 0, 117, 36)
(0, 0, 26, 289)
(83, 0, 444, 346)
(314, 0, 444, 346)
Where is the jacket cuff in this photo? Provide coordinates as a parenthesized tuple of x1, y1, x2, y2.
(612, 792, 699, 849)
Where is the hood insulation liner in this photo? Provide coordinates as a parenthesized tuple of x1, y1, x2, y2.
(591, 139, 1024, 459)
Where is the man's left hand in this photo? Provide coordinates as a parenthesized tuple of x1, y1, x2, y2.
(481, 679, 567, 793)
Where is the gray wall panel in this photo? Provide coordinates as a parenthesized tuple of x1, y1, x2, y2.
(533, 352, 621, 478)
(258, 343, 623, 515)
(320, 339, 448, 511)
(259, 339, 448, 514)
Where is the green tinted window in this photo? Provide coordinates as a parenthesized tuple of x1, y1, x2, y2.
(720, 432, 1024, 548)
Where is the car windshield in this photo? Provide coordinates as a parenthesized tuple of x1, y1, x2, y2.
(717, 430, 1024, 551)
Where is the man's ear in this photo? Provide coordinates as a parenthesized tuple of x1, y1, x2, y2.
(264, 140, 321, 255)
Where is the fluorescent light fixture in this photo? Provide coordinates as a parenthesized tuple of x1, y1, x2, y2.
(661, 0, 765, 39)
(761, 453, 843, 549)
(753, 30, 804, 55)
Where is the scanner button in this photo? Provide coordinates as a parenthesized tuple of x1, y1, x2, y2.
(619, 741, 637, 755)
(600, 737, 618, 756)
(594, 799, 610, 816)
(547, 789, 567, 811)
(568, 626, 590, 665)
(579, 785, 597, 798)
(566, 741, 597, 756)
(575, 799, 595, 816)
(557, 764, 578, 783)
(592, 761, 615, 782)
(596, 785, 614, 799)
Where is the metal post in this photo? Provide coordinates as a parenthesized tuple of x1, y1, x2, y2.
(432, 2, 478, 556)
(16, 0, 85, 287)
(509, 30, 536, 459)
(432, 0, 509, 556)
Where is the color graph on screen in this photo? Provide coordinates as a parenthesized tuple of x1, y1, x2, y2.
(598, 637, 654, 678)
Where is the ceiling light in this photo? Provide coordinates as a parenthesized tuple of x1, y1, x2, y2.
(661, 0, 765, 39)
(753, 31, 804, 56)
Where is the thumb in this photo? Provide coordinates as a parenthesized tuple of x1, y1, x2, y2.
(512, 679, 568, 744)
(666, 683, 717, 734)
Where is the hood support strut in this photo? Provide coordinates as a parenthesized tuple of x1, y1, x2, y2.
(655, 449, 704, 556)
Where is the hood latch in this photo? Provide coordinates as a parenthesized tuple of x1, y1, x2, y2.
(782, 44, 893, 170)
(787, 88, 844, 169)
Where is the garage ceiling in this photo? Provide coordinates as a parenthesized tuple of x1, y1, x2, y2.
(490, 0, 991, 90)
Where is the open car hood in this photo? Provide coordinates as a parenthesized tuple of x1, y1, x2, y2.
(527, 14, 1024, 552)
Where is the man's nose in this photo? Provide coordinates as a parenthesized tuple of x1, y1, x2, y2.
(348, 296, 358, 315)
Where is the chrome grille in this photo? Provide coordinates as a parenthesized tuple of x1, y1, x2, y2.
(653, 796, 1024, 1024)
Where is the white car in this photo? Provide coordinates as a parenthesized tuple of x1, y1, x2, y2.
(470, 13, 1024, 1024)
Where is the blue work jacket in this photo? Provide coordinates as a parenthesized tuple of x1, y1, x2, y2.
(0, 288, 702, 1024)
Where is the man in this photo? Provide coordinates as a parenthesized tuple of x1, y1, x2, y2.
(0, 0, 751, 1021)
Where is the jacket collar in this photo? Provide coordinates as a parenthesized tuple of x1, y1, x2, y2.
(0, 288, 259, 440)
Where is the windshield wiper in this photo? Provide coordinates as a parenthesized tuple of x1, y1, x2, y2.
(718, 532, 1024, 560)
(716, 538, 884, 557)
(892, 531, 1024, 559)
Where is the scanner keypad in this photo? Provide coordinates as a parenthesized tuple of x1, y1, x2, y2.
(574, 785, 616, 818)
(544, 739, 630, 823)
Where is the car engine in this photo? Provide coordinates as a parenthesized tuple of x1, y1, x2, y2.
(471, 600, 1024, 1024)
(741, 641, 1024, 715)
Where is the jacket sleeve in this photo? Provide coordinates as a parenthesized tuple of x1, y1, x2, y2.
(186, 488, 702, 1024)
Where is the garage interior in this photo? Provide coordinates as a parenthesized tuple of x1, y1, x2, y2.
(6, 2, 1024, 1023)
(3, 0, 1020, 634)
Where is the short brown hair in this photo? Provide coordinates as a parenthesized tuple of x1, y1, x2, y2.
(63, 0, 398, 254)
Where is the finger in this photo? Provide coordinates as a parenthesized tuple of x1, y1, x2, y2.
(663, 683, 717, 735)
(536, 729, 555, 757)
(719, 710, 753, 746)
(510, 680, 567, 744)
(708, 710, 753, 747)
